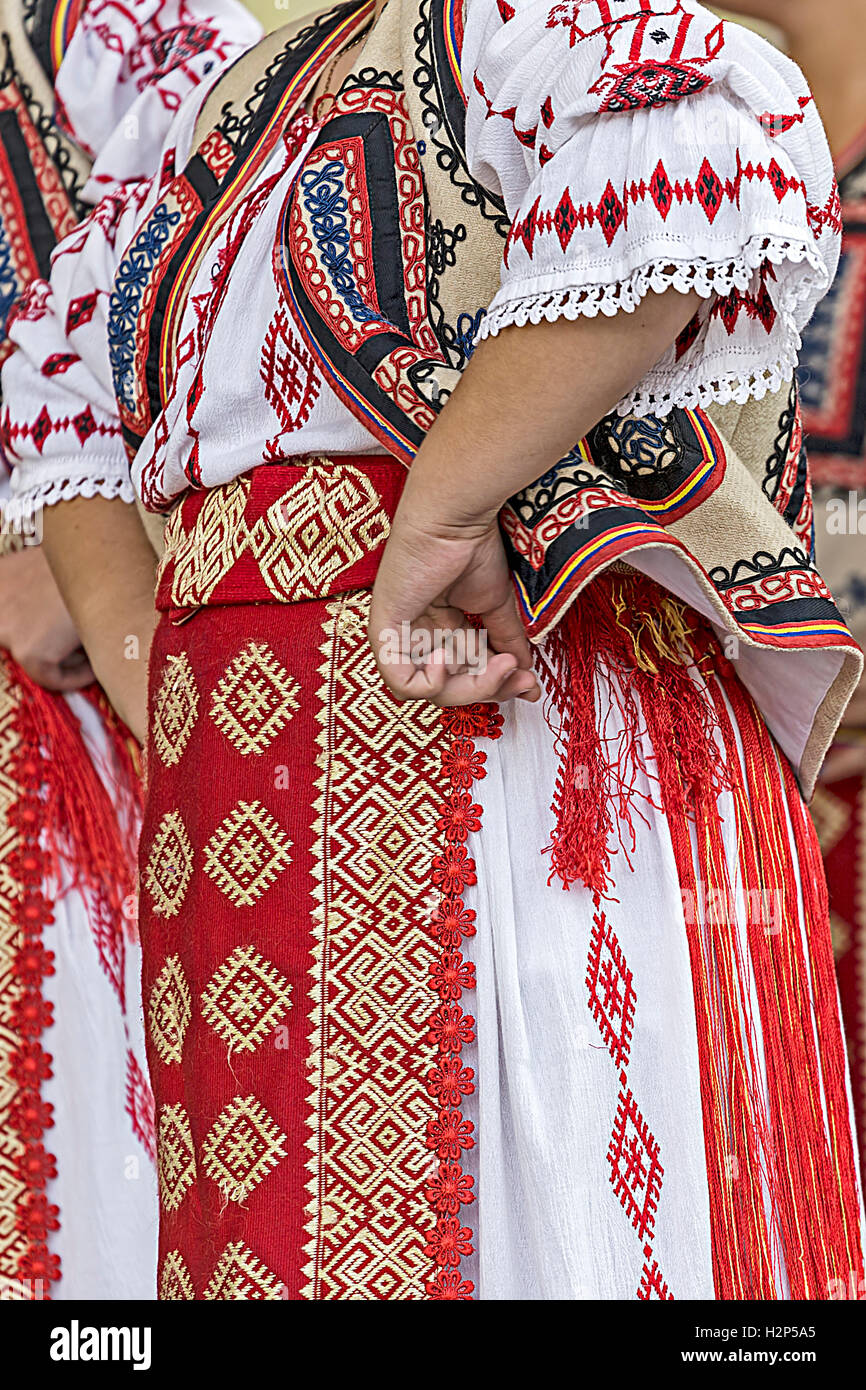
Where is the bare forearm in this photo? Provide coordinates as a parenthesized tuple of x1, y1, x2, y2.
(401, 288, 701, 529)
(41, 496, 158, 738)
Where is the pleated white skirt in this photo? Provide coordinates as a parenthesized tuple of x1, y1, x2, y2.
(457, 664, 850, 1299)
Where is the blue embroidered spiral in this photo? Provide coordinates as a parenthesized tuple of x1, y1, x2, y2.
(454, 308, 486, 363)
(108, 202, 183, 412)
(300, 161, 387, 326)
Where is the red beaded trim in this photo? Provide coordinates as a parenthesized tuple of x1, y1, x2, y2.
(423, 702, 503, 1301)
(5, 676, 61, 1296)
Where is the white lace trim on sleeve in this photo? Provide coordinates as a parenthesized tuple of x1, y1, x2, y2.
(3, 466, 136, 526)
(475, 233, 826, 417)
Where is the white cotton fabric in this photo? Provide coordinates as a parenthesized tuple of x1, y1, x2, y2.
(41, 695, 157, 1300)
(1, 0, 841, 519)
(0, 0, 856, 1299)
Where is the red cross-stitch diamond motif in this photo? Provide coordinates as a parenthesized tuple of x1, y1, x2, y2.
(41, 353, 79, 377)
(695, 158, 724, 224)
(649, 160, 674, 221)
(73, 407, 98, 444)
(638, 1258, 674, 1300)
(31, 406, 51, 453)
(66, 293, 98, 334)
(597, 180, 626, 247)
(553, 188, 579, 252)
(608, 1089, 664, 1243)
(586, 910, 635, 1069)
(766, 158, 791, 203)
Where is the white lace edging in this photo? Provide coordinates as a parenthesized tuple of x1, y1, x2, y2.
(478, 233, 828, 328)
(2, 474, 136, 526)
(617, 346, 798, 418)
(474, 233, 825, 414)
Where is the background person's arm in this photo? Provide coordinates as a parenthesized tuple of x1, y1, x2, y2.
(40, 497, 159, 741)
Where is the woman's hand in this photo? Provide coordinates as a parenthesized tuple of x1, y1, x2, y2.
(368, 509, 541, 705)
(0, 545, 95, 691)
(366, 289, 701, 707)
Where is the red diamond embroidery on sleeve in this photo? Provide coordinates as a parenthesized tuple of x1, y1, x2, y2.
(695, 159, 724, 224)
(505, 157, 816, 263)
(40, 353, 80, 377)
(66, 293, 99, 334)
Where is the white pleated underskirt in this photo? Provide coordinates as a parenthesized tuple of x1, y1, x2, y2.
(457, 664, 835, 1300)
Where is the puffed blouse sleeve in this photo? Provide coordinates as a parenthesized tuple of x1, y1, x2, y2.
(55, 0, 261, 197)
(462, 0, 842, 417)
(1, 0, 260, 525)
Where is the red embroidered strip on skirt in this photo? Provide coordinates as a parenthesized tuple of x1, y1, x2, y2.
(0, 656, 143, 1298)
(144, 458, 492, 1298)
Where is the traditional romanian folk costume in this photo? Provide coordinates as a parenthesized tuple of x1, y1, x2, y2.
(3, 0, 865, 1299)
(0, 0, 258, 1297)
(800, 126, 866, 1194)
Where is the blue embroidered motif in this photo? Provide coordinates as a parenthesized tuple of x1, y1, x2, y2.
(108, 202, 182, 412)
(299, 161, 387, 326)
(454, 308, 486, 362)
(0, 223, 21, 336)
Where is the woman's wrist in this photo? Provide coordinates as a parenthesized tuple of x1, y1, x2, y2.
(77, 584, 155, 731)
(394, 488, 501, 543)
(398, 431, 510, 536)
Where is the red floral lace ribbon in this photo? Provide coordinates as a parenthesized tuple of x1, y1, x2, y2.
(423, 702, 503, 1300)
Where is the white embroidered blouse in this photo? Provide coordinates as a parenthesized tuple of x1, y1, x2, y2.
(1, 0, 841, 523)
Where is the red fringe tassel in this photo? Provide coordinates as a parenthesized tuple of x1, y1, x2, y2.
(538, 572, 729, 897)
(14, 665, 141, 917)
(540, 571, 864, 1299)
